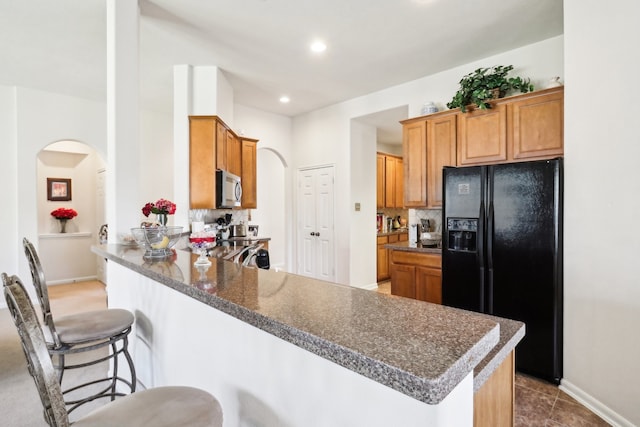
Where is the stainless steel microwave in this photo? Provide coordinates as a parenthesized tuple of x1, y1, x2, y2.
(216, 170, 242, 208)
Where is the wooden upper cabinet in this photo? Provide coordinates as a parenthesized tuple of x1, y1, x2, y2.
(402, 120, 428, 207)
(510, 88, 564, 160)
(384, 155, 403, 208)
(394, 157, 404, 208)
(457, 87, 564, 165)
(189, 115, 258, 209)
(240, 137, 258, 209)
(376, 154, 385, 208)
(427, 113, 457, 208)
(226, 131, 241, 177)
(384, 156, 396, 208)
(189, 117, 217, 209)
(457, 102, 508, 166)
(377, 153, 403, 208)
(215, 121, 227, 171)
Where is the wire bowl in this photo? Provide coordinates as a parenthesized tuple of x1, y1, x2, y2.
(131, 226, 184, 258)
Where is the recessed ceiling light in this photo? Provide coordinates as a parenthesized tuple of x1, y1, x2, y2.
(279, 96, 290, 103)
(310, 41, 327, 53)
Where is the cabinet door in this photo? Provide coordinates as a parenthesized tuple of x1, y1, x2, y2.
(403, 120, 427, 207)
(241, 138, 258, 209)
(376, 154, 385, 208)
(189, 117, 216, 209)
(376, 243, 389, 281)
(226, 132, 241, 176)
(394, 158, 404, 208)
(384, 156, 396, 208)
(510, 89, 564, 160)
(216, 121, 227, 171)
(427, 114, 457, 208)
(457, 103, 507, 166)
(416, 266, 442, 304)
(390, 263, 416, 299)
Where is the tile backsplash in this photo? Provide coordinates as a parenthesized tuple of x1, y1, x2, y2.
(411, 208, 442, 232)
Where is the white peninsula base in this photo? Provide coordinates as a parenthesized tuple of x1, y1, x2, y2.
(108, 262, 474, 426)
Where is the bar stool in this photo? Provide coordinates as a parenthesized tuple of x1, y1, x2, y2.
(22, 238, 136, 413)
(3, 273, 223, 427)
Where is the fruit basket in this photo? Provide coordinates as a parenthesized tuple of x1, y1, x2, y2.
(131, 226, 184, 258)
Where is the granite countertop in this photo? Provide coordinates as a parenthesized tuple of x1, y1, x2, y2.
(93, 243, 523, 404)
(385, 240, 442, 255)
(377, 229, 408, 236)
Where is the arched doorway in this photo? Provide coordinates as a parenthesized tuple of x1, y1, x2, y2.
(37, 140, 106, 284)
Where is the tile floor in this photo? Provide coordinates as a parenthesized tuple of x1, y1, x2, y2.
(375, 282, 610, 426)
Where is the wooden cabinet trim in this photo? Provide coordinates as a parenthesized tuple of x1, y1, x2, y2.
(473, 351, 515, 427)
(390, 250, 441, 268)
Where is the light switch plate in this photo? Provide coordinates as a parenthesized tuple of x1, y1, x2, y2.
(355, 202, 361, 211)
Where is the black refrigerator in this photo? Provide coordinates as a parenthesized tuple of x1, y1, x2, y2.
(442, 158, 563, 384)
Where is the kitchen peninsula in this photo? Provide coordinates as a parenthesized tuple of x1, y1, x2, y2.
(92, 243, 523, 426)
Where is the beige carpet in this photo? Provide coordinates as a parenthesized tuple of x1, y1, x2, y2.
(0, 280, 110, 426)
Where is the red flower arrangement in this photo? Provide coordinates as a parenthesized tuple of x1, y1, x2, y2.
(142, 198, 177, 217)
(51, 208, 78, 220)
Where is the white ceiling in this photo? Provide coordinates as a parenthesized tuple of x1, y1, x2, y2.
(0, 0, 563, 142)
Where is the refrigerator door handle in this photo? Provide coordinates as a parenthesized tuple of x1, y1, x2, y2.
(486, 201, 495, 314)
(478, 201, 486, 313)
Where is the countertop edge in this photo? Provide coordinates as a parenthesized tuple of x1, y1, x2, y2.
(93, 244, 501, 404)
(472, 315, 525, 391)
(385, 241, 442, 254)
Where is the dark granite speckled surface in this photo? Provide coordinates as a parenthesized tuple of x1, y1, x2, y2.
(93, 243, 520, 404)
(385, 240, 442, 254)
(383, 240, 525, 390)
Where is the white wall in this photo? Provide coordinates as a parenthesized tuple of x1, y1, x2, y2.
(0, 86, 19, 290)
(0, 86, 174, 307)
(291, 35, 564, 287)
(562, 1, 640, 425)
(234, 104, 293, 271)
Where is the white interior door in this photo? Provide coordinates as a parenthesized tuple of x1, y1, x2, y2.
(297, 166, 335, 281)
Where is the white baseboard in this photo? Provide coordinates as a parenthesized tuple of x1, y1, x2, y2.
(47, 275, 98, 286)
(560, 379, 635, 427)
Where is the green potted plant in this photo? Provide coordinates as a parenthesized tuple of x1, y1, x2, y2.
(447, 65, 534, 113)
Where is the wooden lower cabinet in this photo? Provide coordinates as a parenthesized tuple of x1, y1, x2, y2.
(415, 266, 442, 304)
(474, 351, 515, 427)
(376, 236, 390, 281)
(389, 250, 441, 304)
(377, 233, 408, 282)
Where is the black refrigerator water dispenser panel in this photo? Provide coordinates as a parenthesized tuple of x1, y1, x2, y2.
(447, 218, 478, 252)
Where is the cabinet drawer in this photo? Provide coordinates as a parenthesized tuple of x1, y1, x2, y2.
(391, 251, 441, 268)
(388, 234, 399, 243)
(377, 235, 389, 245)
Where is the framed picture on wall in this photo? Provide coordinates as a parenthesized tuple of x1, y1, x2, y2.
(47, 178, 72, 201)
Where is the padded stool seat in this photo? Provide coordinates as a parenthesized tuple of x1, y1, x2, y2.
(73, 386, 223, 427)
(54, 309, 134, 344)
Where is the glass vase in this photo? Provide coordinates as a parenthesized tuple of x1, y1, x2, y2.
(58, 219, 68, 233)
(156, 213, 168, 227)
